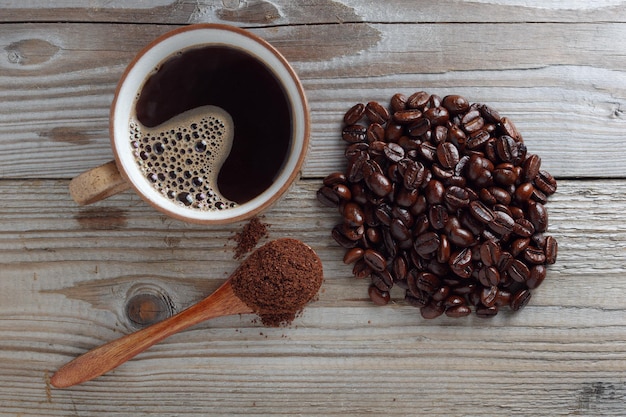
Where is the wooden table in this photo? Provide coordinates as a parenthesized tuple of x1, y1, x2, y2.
(2, 2, 625, 415)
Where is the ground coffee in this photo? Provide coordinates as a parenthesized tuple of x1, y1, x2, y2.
(230, 238, 324, 326)
(318, 92, 558, 318)
(231, 216, 270, 259)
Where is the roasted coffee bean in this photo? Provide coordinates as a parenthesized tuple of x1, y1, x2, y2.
(495, 135, 517, 162)
(442, 95, 470, 115)
(544, 235, 558, 264)
(393, 108, 423, 124)
(513, 218, 535, 238)
(339, 223, 365, 241)
(396, 186, 419, 207)
(372, 269, 394, 292)
(448, 227, 475, 248)
(489, 210, 515, 236)
(342, 124, 367, 143)
(415, 271, 440, 294)
(527, 264, 547, 289)
(317, 186, 340, 207)
(345, 142, 369, 159)
(480, 240, 501, 266)
(480, 285, 499, 307)
(405, 290, 429, 308)
(433, 125, 448, 145)
(323, 172, 347, 187)
(466, 129, 491, 150)
(365, 101, 390, 125)
(489, 187, 512, 206)
(390, 218, 412, 241)
(424, 106, 449, 126)
(400, 159, 426, 190)
(368, 285, 390, 306)
(448, 126, 467, 150)
(363, 249, 387, 272)
(444, 294, 466, 308)
(428, 204, 449, 230)
(437, 142, 460, 169)
(443, 216, 462, 237)
(407, 118, 431, 137)
(445, 304, 472, 318)
(431, 165, 454, 182)
(475, 304, 498, 318)
(500, 117, 522, 141)
(344, 103, 365, 125)
(510, 289, 531, 311)
(461, 109, 484, 133)
(343, 202, 365, 227)
(413, 213, 430, 236)
(333, 184, 352, 201)
(523, 246, 546, 265)
(343, 247, 364, 264)
(493, 163, 518, 186)
(332, 224, 358, 248)
(437, 234, 451, 263)
(420, 301, 445, 319)
(346, 153, 368, 183)
(393, 254, 409, 281)
(508, 259, 530, 282)
(514, 182, 535, 203)
(531, 187, 548, 204)
(407, 91, 430, 109)
(528, 201, 548, 232)
(449, 248, 473, 279)
(367, 123, 385, 143)
(352, 259, 371, 278)
(444, 186, 470, 209)
(385, 123, 404, 142)
(523, 154, 541, 182)
(366, 226, 382, 245)
(425, 180, 445, 205)
(414, 232, 440, 257)
(510, 237, 531, 257)
(534, 170, 557, 195)
(469, 200, 496, 224)
(479, 104, 502, 123)
(478, 266, 500, 287)
(390, 93, 408, 112)
(384, 142, 405, 162)
(365, 171, 393, 197)
(497, 251, 514, 272)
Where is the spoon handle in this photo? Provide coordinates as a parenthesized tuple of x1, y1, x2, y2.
(50, 280, 252, 388)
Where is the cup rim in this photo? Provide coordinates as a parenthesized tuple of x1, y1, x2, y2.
(110, 24, 310, 224)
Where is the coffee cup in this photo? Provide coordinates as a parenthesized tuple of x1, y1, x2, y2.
(70, 24, 310, 224)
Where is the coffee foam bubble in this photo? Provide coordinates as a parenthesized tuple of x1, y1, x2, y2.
(129, 105, 236, 211)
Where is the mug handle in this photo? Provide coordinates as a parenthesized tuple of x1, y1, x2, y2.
(69, 161, 132, 205)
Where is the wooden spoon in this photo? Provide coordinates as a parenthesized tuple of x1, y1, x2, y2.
(50, 279, 252, 388)
(51, 238, 323, 389)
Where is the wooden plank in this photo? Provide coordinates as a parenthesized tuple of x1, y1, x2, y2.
(2, 0, 626, 24)
(0, 178, 625, 415)
(1, 22, 626, 180)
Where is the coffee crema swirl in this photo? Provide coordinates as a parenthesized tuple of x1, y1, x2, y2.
(129, 105, 237, 211)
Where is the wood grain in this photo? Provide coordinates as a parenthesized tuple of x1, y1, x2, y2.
(1, 179, 626, 415)
(1, 22, 626, 178)
(2, 1, 626, 415)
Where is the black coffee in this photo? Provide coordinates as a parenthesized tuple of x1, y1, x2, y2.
(130, 45, 291, 210)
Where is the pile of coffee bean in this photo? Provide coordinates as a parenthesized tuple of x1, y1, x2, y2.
(317, 92, 558, 318)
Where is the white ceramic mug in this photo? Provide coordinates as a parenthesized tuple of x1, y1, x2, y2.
(70, 24, 309, 224)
